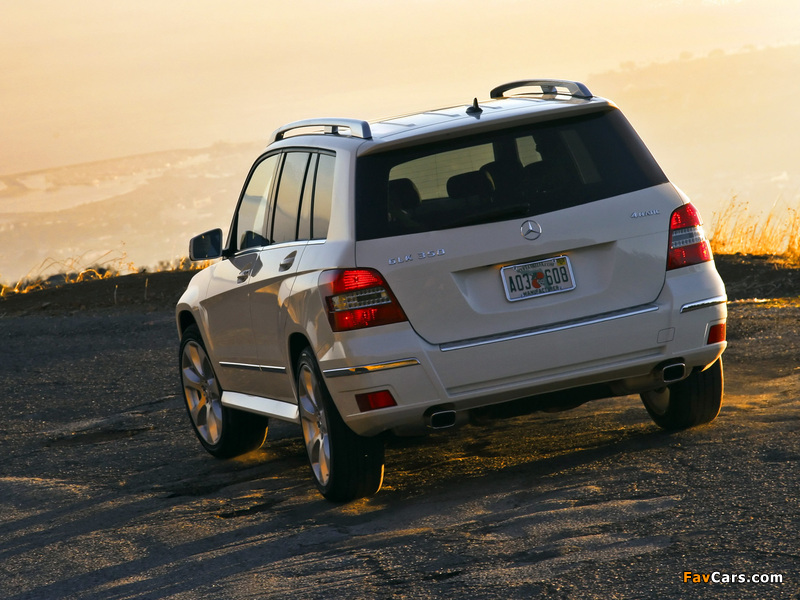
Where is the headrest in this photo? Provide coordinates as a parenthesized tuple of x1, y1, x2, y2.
(447, 171, 493, 199)
(388, 178, 421, 210)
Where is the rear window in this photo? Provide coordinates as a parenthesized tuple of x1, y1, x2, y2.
(356, 108, 667, 240)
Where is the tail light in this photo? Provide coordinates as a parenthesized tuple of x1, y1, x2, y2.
(320, 269, 408, 332)
(667, 203, 712, 270)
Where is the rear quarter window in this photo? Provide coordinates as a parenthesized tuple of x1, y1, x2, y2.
(355, 108, 667, 240)
(272, 152, 311, 244)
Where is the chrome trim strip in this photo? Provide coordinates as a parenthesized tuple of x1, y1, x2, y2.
(323, 358, 421, 378)
(267, 239, 308, 250)
(680, 295, 728, 314)
(440, 304, 660, 352)
(222, 391, 299, 422)
(219, 362, 286, 374)
(220, 361, 261, 371)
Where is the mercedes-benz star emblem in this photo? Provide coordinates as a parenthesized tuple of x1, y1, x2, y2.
(521, 220, 542, 241)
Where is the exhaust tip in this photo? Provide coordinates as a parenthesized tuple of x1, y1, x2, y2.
(661, 363, 686, 384)
(427, 409, 457, 430)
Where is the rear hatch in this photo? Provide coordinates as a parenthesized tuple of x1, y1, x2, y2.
(354, 107, 680, 345)
(357, 185, 681, 345)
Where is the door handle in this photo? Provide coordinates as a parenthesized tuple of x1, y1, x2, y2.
(279, 251, 297, 272)
(236, 268, 251, 283)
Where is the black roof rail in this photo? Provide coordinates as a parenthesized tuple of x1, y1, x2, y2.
(490, 79, 593, 100)
(269, 118, 372, 144)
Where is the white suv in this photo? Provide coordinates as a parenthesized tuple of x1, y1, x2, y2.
(177, 79, 727, 501)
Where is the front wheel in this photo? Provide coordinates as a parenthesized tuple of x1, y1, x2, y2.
(296, 348, 384, 502)
(179, 325, 269, 458)
(641, 358, 724, 430)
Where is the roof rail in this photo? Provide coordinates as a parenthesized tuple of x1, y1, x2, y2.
(269, 118, 372, 144)
(489, 79, 593, 100)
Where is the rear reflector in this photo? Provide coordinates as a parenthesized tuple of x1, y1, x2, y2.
(667, 203, 713, 270)
(355, 390, 397, 412)
(707, 323, 726, 344)
(320, 268, 408, 332)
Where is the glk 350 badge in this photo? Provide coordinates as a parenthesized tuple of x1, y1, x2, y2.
(389, 249, 446, 265)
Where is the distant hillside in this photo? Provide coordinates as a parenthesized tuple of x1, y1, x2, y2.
(2, 47, 799, 285)
(588, 44, 800, 218)
(0, 142, 262, 284)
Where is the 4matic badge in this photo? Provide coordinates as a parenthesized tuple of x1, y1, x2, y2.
(630, 209, 660, 218)
(388, 249, 446, 265)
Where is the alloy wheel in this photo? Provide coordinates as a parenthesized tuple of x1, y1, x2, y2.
(181, 340, 223, 446)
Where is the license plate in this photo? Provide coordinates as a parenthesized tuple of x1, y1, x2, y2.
(501, 256, 576, 302)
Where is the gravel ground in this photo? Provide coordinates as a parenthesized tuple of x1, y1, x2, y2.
(0, 256, 798, 599)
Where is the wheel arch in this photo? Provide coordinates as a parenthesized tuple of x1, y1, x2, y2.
(288, 332, 313, 379)
(178, 309, 198, 337)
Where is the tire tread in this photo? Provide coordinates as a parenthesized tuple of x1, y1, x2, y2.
(297, 348, 384, 502)
(641, 358, 724, 430)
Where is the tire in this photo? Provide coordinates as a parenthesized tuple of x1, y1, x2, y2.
(179, 324, 268, 458)
(296, 348, 384, 502)
(640, 357, 724, 430)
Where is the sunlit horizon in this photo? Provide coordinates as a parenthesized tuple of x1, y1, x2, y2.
(2, 0, 798, 175)
(1, 0, 799, 284)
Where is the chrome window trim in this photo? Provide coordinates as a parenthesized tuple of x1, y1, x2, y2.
(261, 239, 308, 251)
(680, 295, 728, 314)
(323, 358, 421, 378)
(440, 304, 660, 352)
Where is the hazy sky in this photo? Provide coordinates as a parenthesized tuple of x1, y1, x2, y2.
(2, 0, 799, 176)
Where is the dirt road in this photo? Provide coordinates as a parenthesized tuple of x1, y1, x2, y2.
(1, 275, 798, 598)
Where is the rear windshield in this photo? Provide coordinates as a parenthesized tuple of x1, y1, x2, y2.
(356, 108, 668, 240)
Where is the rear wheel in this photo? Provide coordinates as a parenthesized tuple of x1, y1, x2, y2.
(296, 348, 384, 501)
(641, 358, 723, 430)
(179, 325, 268, 458)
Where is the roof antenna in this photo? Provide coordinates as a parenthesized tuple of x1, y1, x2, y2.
(466, 98, 483, 115)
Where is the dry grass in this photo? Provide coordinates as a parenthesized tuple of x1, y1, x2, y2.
(709, 197, 800, 264)
(3, 197, 799, 298)
(0, 251, 211, 298)
(0, 251, 135, 297)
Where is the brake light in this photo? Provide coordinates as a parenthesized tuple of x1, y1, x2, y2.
(667, 203, 712, 270)
(320, 268, 408, 332)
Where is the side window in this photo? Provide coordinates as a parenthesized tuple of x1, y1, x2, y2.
(297, 155, 318, 241)
(298, 152, 335, 240)
(271, 152, 311, 244)
(515, 135, 542, 166)
(559, 129, 601, 184)
(388, 144, 494, 200)
(235, 153, 279, 250)
(312, 153, 334, 239)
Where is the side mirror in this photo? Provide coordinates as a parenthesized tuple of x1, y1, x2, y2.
(189, 228, 223, 260)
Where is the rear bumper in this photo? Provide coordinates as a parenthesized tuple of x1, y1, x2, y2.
(320, 262, 727, 436)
